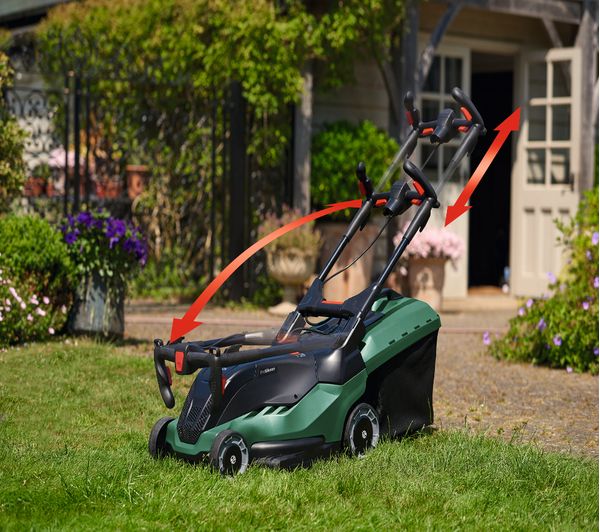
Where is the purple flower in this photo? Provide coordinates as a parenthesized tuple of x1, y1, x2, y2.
(566, 366, 573, 374)
(586, 250, 593, 261)
(553, 335, 562, 347)
(594, 347, 599, 357)
(537, 318, 546, 331)
(76, 211, 93, 228)
(593, 232, 599, 246)
(526, 298, 534, 308)
(594, 277, 599, 289)
(64, 229, 79, 245)
(547, 272, 556, 284)
(582, 301, 590, 310)
(518, 307, 525, 316)
(482, 331, 491, 346)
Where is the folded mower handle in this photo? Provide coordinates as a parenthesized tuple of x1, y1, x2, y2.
(153, 339, 175, 409)
(451, 87, 486, 135)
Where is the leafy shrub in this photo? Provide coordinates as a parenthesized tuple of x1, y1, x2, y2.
(310, 120, 398, 217)
(0, 215, 74, 346)
(0, 52, 26, 211)
(60, 210, 148, 288)
(489, 188, 599, 373)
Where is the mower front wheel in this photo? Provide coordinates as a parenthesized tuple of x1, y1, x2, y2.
(209, 430, 250, 475)
(148, 416, 174, 459)
(343, 403, 380, 457)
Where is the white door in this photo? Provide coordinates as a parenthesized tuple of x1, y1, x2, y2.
(416, 44, 471, 298)
(511, 48, 581, 296)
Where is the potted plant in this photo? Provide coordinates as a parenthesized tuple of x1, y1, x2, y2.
(394, 225, 464, 311)
(258, 206, 321, 315)
(61, 209, 148, 338)
(311, 120, 398, 301)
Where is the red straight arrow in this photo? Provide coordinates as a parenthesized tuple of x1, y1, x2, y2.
(169, 199, 363, 342)
(444, 108, 521, 227)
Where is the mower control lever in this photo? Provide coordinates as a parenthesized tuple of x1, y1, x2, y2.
(451, 87, 486, 135)
(403, 161, 439, 208)
(356, 162, 373, 199)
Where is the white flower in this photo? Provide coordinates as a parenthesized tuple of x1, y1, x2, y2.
(35, 307, 46, 317)
(20, 302, 26, 310)
(26, 314, 33, 322)
(42, 296, 50, 305)
(30, 295, 39, 305)
(61, 305, 67, 314)
(9, 286, 20, 301)
(48, 327, 55, 335)
(4, 299, 10, 307)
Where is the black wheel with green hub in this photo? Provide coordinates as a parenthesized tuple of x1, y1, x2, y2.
(209, 430, 250, 475)
(148, 416, 174, 459)
(343, 403, 380, 457)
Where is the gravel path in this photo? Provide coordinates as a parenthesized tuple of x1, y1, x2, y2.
(125, 305, 598, 458)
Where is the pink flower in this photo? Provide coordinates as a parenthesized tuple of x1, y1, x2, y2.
(4, 299, 10, 307)
(395, 226, 465, 265)
(582, 301, 590, 310)
(8, 286, 20, 301)
(48, 327, 55, 335)
(526, 298, 534, 308)
(30, 295, 39, 305)
(518, 307, 525, 316)
(35, 308, 46, 317)
(566, 366, 573, 373)
(20, 302, 26, 310)
(42, 296, 50, 305)
(26, 314, 33, 322)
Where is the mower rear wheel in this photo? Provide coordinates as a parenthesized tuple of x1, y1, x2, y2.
(148, 416, 174, 459)
(343, 403, 380, 457)
(209, 430, 250, 475)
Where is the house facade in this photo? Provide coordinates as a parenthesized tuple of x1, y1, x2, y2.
(304, 0, 598, 298)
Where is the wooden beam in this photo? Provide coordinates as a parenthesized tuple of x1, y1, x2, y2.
(417, 1, 463, 91)
(440, 0, 582, 25)
(293, 64, 313, 215)
(541, 17, 563, 48)
(575, 0, 598, 193)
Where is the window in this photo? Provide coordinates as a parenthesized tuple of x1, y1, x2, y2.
(418, 52, 468, 184)
(524, 58, 574, 186)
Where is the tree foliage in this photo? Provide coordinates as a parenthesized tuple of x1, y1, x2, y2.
(35, 0, 406, 293)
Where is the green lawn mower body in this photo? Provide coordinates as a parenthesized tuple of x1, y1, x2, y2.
(155, 294, 439, 470)
(149, 87, 485, 473)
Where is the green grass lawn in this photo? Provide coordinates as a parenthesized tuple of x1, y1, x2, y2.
(0, 340, 597, 530)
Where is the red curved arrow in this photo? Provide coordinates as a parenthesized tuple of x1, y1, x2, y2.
(170, 199, 362, 341)
(445, 108, 521, 227)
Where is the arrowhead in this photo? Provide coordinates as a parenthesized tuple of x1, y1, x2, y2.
(494, 108, 521, 132)
(169, 317, 203, 343)
(445, 203, 472, 227)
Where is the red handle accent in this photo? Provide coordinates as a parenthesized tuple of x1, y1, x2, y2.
(405, 110, 414, 126)
(175, 350, 184, 372)
(422, 127, 434, 136)
(322, 299, 343, 305)
(460, 106, 472, 121)
(411, 181, 425, 205)
(358, 181, 367, 197)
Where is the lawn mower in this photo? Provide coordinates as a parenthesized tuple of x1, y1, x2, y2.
(149, 87, 485, 474)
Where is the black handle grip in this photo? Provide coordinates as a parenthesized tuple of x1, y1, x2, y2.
(356, 161, 373, 199)
(296, 303, 354, 319)
(154, 355, 175, 408)
(403, 91, 420, 128)
(403, 160, 438, 205)
(451, 87, 486, 134)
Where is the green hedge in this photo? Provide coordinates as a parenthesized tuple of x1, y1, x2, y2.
(0, 216, 75, 346)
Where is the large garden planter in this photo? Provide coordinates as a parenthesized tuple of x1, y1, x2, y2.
(266, 248, 316, 315)
(318, 222, 379, 302)
(69, 271, 125, 338)
(408, 257, 446, 311)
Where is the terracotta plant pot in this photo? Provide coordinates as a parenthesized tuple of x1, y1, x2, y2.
(408, 257, 446, 311)
(126, 164, 150, 200)
(266, 248, 316, 315)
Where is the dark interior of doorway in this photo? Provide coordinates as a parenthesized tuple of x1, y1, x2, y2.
(468, 55, 513, 288)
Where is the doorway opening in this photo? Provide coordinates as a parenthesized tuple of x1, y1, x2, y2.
(468, 53, 514, 290)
